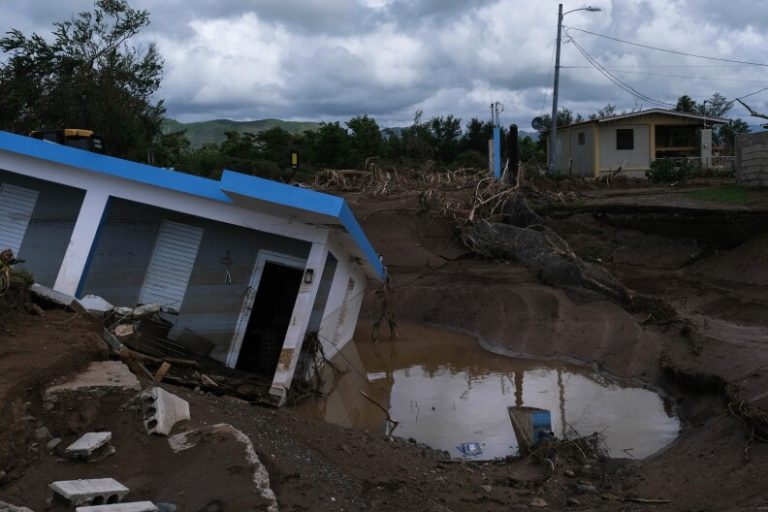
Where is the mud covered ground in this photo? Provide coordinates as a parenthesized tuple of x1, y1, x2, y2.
(1, 177, 768, 511)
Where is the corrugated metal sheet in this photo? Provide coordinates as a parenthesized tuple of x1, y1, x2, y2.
(139, 220, 203, 311)
(0, 182, 39, 254)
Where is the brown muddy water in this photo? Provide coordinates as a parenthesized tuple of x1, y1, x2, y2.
(296, 321, 679, 460)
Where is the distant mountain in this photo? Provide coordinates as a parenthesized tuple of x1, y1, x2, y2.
(162, 118, 321, 148)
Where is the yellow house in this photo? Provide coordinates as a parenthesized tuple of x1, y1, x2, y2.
(545, 109, 729, 177)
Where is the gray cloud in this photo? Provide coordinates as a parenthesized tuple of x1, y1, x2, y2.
(3, 0, 768, 128)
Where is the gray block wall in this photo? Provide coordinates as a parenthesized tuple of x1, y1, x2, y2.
(736, 132, 768, 186)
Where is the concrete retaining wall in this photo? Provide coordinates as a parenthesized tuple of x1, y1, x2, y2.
(736, 132, 768, 186)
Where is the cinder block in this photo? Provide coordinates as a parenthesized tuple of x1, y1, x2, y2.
(49, 478, 129, 506)
(76, 502, 158, 512)
(142, 388, 190, 436)
(65, 432, 112, 458)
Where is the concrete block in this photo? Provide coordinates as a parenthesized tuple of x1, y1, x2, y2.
(66, 432, 112, 457)
(0, 500, 35, 512)
(142, 388, 190, 436)
(45, 362, 140, 402)
(49, 478, 128, 507)
(80, 295, 114, 314)
(76, 502, 158, 512)
(28, 283, 86, 313)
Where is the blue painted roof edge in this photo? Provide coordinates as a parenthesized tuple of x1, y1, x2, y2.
(221, 170, 385, 280)
(0, 130, 385, 280)
(0, 130, 230, 201)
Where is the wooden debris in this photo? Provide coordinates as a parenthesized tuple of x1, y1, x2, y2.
(153, 362, 172, 383)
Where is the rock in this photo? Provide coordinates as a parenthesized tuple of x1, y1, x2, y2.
(35, 426, 52, 440)
(0, 500, 35, 512)
(133, 303, 161, 318)
(567, 497, 581, 506)
(155, 503, 177, 512)
(580, 464, 592, 475)
(79, 294, 114, 315)
(47, 438, 62, 450)
(480, 484, 492, 493)
(28, 283, 86, 313)
(340, 444, 352, 454)
(576, 484, 598, 494)
(0, 470, 6, 481)
(563, 469, 576, 477)
(529, 497, 548, 508)
(113, 307, 133, 317)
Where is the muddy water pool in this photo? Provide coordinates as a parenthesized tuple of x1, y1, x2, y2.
(295, 321, 679, 460)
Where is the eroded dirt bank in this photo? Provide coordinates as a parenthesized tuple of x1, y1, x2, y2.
(1, 179, 767, 511)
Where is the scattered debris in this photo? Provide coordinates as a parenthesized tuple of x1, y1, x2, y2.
(456, 442, 484, 457)
(76, 502, 158, 512)
(508, 406, 553, 452)
(65, 432, 114, 460)
(142, 388, 190, 436)
(28, 283, 86, 313)
(49, 478, 129, 507)
(168, 424, 278, 512)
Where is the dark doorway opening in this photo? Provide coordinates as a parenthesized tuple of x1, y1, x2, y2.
(236, 262, 303, 375)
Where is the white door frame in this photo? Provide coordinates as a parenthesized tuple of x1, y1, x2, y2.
(225, 250, 306, 369)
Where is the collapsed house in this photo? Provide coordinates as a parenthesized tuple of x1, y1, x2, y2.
(0, 130, 385, 404)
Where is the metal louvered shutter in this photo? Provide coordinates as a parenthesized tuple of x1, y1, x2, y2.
(0, 182, 39, 254)
(139, 220, 204, 311)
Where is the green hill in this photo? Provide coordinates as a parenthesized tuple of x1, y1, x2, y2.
(162, 118, 321, 148)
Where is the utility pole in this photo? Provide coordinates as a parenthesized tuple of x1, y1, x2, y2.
(548, 4, 602, 175)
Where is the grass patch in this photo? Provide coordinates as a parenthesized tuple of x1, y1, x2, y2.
(688, 185, 748, 205)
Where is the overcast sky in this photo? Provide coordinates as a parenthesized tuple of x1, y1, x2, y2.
(3, 0, 768, 129)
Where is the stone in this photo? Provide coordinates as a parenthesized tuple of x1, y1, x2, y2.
(79, 295, 114, 315)
(154, 504, 177, 512)
(46, 438, 62, 450)
(75, 503, 158, 512)
(529, 497, 548, 508)
(45, 362, 140, 402)
(49, 478, 129, 507)
(480, 485, 492, 493)
(113, 307, 133, 317)
(35, 426, 52, 440)
(142, 388, 190, 436)
(28, 284, 86, 313)
(576, 484, 598, 494)
(65, 432, 113, 458)
(132, 304, 161, 318)
(567, 497, 581, 506)
(0, 500, 35, 512)
(168, 424, 277, 512)
(563, 469, 576, 477)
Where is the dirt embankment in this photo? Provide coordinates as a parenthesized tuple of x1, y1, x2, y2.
(2, 179, 768, 511)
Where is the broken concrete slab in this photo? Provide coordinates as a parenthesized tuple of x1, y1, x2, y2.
(0, 500, 34, 512)
(49, 478, 128, 507)
(133, 304, 161, 318)
(65, 432, 112, 458)
(45, 361, 140, 403)
(75, 502, 157, 512)
(28, 283, 86, 313)
(168, 424, 277, 512)
(142, 388, 190, 436)
(80, 295, 114, 315)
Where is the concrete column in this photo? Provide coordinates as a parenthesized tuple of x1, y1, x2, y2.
(53, 189, 110, 296)
(317, 246, 354, 360)
(269, 234, 330, 405)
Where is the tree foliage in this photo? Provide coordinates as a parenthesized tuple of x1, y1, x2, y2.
(0, 0, 165, 161)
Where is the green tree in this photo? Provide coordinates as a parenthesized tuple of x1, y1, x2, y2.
(400, 110, 435, 164)
(716, 119, 750, 154)
(428, 115, 461, 163)
(346, 114, 383, 169)
(697, 92, 731, 118)
(256, 127, 294, 164)
(589, 103, 617, 120)
(314, 122, 352, 168)
(675, 95, 697, 113)
(0, 0, 165, 161)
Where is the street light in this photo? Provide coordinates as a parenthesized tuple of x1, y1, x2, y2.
(548, 4, 602, 175)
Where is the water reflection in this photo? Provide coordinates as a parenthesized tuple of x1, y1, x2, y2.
(295, 321, 679, 460)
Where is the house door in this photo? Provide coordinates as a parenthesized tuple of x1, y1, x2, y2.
(235, 260, 304, 374)
(0, 182, 39, 255)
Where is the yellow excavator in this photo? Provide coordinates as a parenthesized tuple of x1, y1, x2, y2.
(29, 128, 105, 154)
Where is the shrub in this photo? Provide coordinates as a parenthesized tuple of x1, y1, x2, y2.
(646, 158, 692, 183)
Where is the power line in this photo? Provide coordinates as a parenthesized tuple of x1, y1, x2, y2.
(540, 38, 558, 117)
(570, 67, 768, 84)
(566, 33, 674, 108)
(565, 26, 768, 68)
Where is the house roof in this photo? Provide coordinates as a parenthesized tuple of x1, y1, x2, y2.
(542, 108, 731, 133)
(0, 130, 385, 279)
